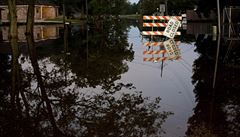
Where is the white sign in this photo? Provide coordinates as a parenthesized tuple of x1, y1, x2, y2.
(163, 18, 181, 39)
(160, 4, 165, 12)
(163, 39, 181, 57)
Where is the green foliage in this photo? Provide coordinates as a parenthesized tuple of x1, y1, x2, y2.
(88, 0, 110, 15)
(140, 0, 197, 15)
(140, 0, 161, 15)
(167, 0, 197, 15)
(88, 0, 134, 15)
(196, 0, 240, 17)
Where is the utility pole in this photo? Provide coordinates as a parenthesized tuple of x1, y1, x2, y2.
(63, 0, 66, 24)
(165, 0, 168, 15)
(217, 0, 221, 34)
(85, 0, 88, 18)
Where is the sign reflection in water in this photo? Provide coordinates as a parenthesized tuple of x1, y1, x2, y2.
(143, 39, 181, 63)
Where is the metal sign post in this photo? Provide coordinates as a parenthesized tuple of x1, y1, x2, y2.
(160, 4, 165, 16)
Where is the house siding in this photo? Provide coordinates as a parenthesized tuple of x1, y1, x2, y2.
(186, 10, 217, 21)
(1, 6, 8, 20)
(42, 6, 57, 19)
(35, 6, 42, 20)
(0, 9, 2, 21)
(0, 5, 58, 21)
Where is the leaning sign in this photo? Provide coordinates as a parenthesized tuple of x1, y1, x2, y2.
(163, 18, 181, 39)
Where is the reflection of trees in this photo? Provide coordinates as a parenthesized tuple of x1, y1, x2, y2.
(56, 90, 172, 137)
(187, 36, 240, 137)
(0, 54, 11, 91)
(0, 20, 172, 136)
(1, 79, 171, 137)
(39, 19, 135, 90)
(2, 57, 171, 137)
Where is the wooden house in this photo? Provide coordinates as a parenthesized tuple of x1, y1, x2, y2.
(0, 0, 59, 22)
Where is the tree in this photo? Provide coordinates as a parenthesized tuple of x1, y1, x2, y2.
(196, 0, 240, 17)
(88, 0, 130, 15)
(26, 0, 35, 35)
(7, 0, 20, 111)
(139, 0, 197, 15)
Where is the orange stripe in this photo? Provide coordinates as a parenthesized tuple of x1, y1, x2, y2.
(154, 42, 159, 46)
(163, 16, 168, 20)
(143, 56, 181, 62)
(143, 50, 167, 55)
(143, 41, 181, 46)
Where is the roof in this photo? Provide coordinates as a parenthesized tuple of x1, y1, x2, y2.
(0, 0, 57, 6)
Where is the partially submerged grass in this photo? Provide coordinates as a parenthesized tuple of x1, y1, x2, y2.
(188, 124, 217, 137)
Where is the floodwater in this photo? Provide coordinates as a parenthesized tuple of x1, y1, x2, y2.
(0, 20, 240, 137)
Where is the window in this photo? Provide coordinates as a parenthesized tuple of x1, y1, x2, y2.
(36, 7, 40, 14)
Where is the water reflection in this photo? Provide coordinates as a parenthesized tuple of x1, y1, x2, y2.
(0, 27, 3, 42)
(1, 25, 61, 42)
(187, 35, 240, 136)
(143, 39, 181, 63)
(0, 19, 172, 137)
(2, 19, 240, 137)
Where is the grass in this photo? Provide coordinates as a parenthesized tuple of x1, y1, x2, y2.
(45, 16, 85, 25)
(119, 14, 141, 19)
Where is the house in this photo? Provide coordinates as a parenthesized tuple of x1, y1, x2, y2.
(0, 0, 59, 22)
(186, 10, 217, 21)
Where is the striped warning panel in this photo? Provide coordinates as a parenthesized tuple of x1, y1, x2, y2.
(143, 41, 181, 46)
(142, 31, 181, 36)
(143, 56, 181, 62)
(143, 23, 167, 27)
(143, 50, 167, 55)
(143, 16, 182, 21)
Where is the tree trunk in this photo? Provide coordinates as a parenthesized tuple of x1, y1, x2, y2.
(26, 1, 63, 135)
(8, 0, 19, 108)
(8, 0, 17, 41)
(26, 0, 35, 35)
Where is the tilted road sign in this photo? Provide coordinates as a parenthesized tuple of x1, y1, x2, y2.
(163, 18, 181, 39)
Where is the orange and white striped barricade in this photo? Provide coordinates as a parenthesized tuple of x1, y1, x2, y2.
(143, 16, 182, 21)
(142, 31, 181, 36)
(143, 50, 167, 55)
(142, 15, 182, 37)
(143, 56, 181, 62)
(143, 23, 168, 28)
(143, 41, 181, 47)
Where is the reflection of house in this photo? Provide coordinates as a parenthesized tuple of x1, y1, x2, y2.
(0, 8, 2, 23)
(1, 25, 61, 42)
(187, 23, 213, 35)
(0, 25, 2, 41)
(0, 0, 59, 22)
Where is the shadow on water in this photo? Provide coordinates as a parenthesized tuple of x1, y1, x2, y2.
(187, 34, 240, 137)
(0, 19, 172, 137)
